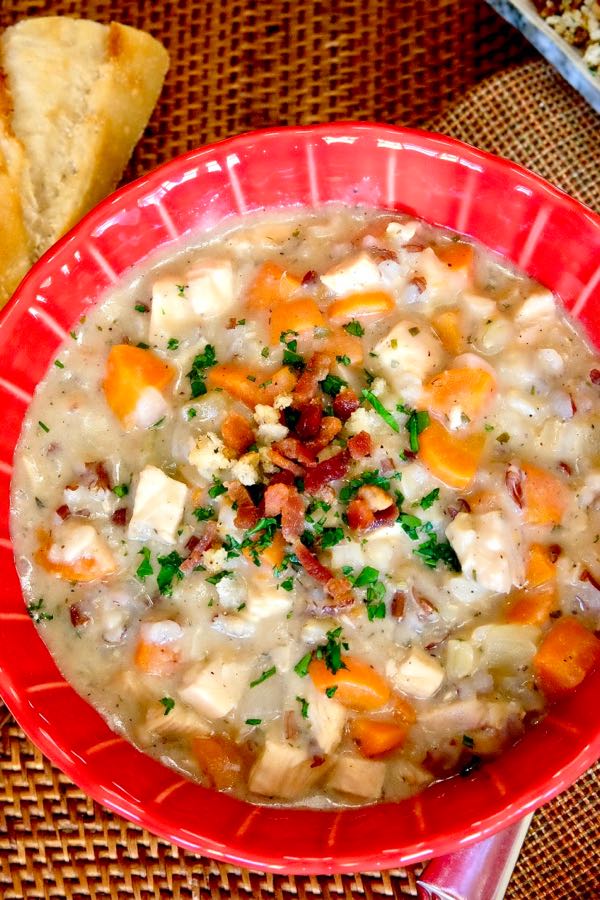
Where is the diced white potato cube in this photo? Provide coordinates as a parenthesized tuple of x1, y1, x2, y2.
(305, 682, 346, 754)
(188, 432, 230, 478)
(537, 348, 564, 375)
(418, 698, 520, 738)
(301, 618, 337, 645)
(320, 251, 381, 295)
(47, 519, 115, 574)
(185, 258, 234, 316)
(515, 289, 555, 326)
(372, 320, 443, 403)
(399, 461, 439, 502)
(245, 579, 293, 621)
(385, 758, 434, 800)
(445, 639, 479, 679)
(327, 756, 386, 800)
(179, 656, 251, 719)
(249, 740, 321, 799)
(230, 452, 260, 485)
(415, 246, 472, 302)
(128, 465, 188, 545)
(577, 470, 600, 508)
(362, 524, 406, 569)
(463, 291, 496, 320)
(445, 511, 523, 594)
(133, 386, 171, 430)
(211, 614, 256, 639)
(386, 220, 419, 243)
(270, 643, 296, 673)
(150, 278, 199, 344)
(215, 573, 247, 610)
(329, 538, 366, 572)
(471, 624, 539, 670)
(140, 619, 184, 645)
(142, 702, 211, 741)
(386, 647, 444, 699)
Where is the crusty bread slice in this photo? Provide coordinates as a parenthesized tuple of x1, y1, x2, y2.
(0, 17, 168, 294)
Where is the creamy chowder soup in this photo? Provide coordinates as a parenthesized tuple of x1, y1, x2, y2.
(10, 207, 600, 807)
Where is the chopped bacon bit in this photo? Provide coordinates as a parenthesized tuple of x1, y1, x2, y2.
(221, 411, 255, 455)
(111, 507, 128, 526)
(227, 481, 260, 529)
(403, 449, 418, 460)
(357, 484, 393, 511)
(379, 456, 397, 475)
(69, 603, 90, 628)
(410, 275, 427, 294)
(590, 369, 600, 385)
(414, 590, 438, 620)
(505, 463, 524, 508)
(284, 710, 298, 741)
(391, 591, 406, 618)
(86, 462, 111, 492)
(325, 576, 354, 608)
(333, 387, 360, 421)
(264, 482, 304, 540)
(180, 523, 217, 574)
(306, 417, 342, 454)
(372, 503, 399, 529)
(295, 400, 323, 440)
(580, 569, 600, 592)
(370, 247, 398, 262)
(558, 461, 572, 477)
(226, 316, 237, 329)
(294, 540, 333, 584)
(311, 755, 326, 768)
(447, 498, 471, 519)
(569, 395, 577, 415)
(186, 534, 201, 552)
(268, 470, 296, 487)
(404, 243, 425, 253)
(304, 449, 351, 493)
(269, 448, 305, 477)
(302, 269, 318, 286)
(272, 437, 317, 467)
(55, 504, 71, 520)
(347, 431, 372, 459)
(347, 497, 375, 531)
(293, 352, 332, 404)
(548, 544, 562, 563)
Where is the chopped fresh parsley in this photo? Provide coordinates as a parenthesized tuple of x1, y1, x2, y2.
(156, 551, 184, 595)
(294, 651, 312, 678)
(462, 734, 475, 749)
(336, 354, 351, 366)
(296, 696, 310, 718)
(405, 409, 430, 452)
(160, 697, 175, 716)
(193, 506, 215, 521)
(400, 513, 422, 540)
(315, 626, 348, 675)
(245, 718, 262, 726)
(27, 598, 53, 622)
(176, 284, 186, 296)
(167, 338, 180, 351)
(237, 318, 246, 326)
(250, 666, 277, 688)
(484, 423, 494, 432)
(186, 408, 197, 421)
(208, 478, 227, 498)
(408, 326, 420, 336)
(187, 344, 217, 398)
(38, 420, 50, 433)
(242, 517, 278, 565)
(496, 431, 510, 444)
(54, 359, 64, 369)
(339, 469, 400, 504)
(344, 320, 364, 337)
(353, 566, 379, 587)
(205, 570, 232, 585)
(325, 686, 338, 698)
(365, 580, 386, 620)
(361, 389, 400, 432)
(320, 373, 347, 396)
(280, 333, 305, 369)
(414, 533, 461, 572)
(261, 347, 270, 358)
(137, 342, 150, 349)
(112, 483, 129, 498)
(136, 547, 153, 580)
(320, 527, 345, 549)
(280, 577, 294, 591)
(134, 303, 149, 313)
(418, 488, 440, 510)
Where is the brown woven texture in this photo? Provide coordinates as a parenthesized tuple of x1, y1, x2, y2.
(1, 0, 599, 897)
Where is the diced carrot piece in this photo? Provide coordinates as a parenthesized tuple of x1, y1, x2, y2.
(425, 367, 496, 424)
(506, 583, 557, 626)
(103, 344, 174, 425)
(436, 242, 474, 272)
(350, 717, 410, 757)
(324, 328, 364, 365)
(247, 261, 302, 309)
(243, 530, 286, 569)
(526, 543, 557, 587)
(522, 464, 570, 526)
(328, 290, 395, 326)
(270, 297, 326, 344)
(35, 531, 116, 583)
(466, 490, 500, 513)
(418, 419, 486, 489)
(533, 617, 600, 698)
(431, 308, 464, 356)
(192, 735, 248, 791)
(309, 656, 390, 711)
(221, 411, 255, 455)
(207, 363, 266, 408)
(263, 365, 298, 403)
(134, 640, 179, 676)
(391, 694, 417, 726)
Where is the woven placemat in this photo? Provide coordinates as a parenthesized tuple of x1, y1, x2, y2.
(0, 0, 599, 897)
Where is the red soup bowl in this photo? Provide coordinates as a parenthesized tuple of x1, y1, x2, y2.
(0, 123, 599, 874)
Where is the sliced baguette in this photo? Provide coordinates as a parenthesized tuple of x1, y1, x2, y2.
(0, 17, 169, 305)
